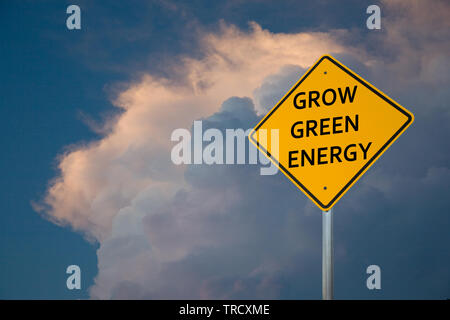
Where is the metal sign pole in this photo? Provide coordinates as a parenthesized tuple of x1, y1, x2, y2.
(322, 208, 333, 300)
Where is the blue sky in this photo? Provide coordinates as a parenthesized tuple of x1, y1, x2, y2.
(1, 0, 449, 299)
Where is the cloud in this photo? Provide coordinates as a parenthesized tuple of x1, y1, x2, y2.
(253, 65, 307, 114)
(90, 96, 321, 299)
(36, 22, 345, 242)
(37, 1, 450, 299)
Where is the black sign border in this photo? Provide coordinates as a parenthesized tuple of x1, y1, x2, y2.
(250, 55, 413, 210)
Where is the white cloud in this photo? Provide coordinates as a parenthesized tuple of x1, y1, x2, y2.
(35, 22, 346, 298)
(37, 0, 450, 299)
(37, 22, 345, 242)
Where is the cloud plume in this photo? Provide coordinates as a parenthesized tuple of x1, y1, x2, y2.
(37, 1, 450, 299)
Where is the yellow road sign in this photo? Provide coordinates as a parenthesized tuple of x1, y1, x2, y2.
(250, 55, 414, 210)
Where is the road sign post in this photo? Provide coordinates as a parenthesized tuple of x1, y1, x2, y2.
(250, 55, 414, 299)
(322, 209, 333, 300)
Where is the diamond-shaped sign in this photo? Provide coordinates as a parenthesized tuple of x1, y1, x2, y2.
(250, 55, 414, 211)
